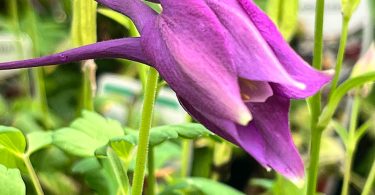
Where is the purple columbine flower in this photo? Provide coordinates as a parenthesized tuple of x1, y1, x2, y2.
(0, 0, 332, 182)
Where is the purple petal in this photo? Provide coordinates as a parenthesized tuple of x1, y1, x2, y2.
(205, 0, 305, 90)
(143, 0, 252, 125)
(0, 38, 149, 70)
(96, 0, 157, 32)
(238, 0, 331, 98)
(178, 95, 305, 182)
(239, 79, 273, 103)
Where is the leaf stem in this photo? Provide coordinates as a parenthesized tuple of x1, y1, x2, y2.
(306, 0, 325, 194)
(23, 155, 44, 195)
(131, 68, 159, 195)
(341, 94, 360, 195)
(181, 139, 192, 177)
(147, 147, 156, 195)
(329, 18, 350, 99)
(361, 159, 375, 195)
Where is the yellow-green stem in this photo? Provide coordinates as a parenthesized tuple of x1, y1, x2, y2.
(147, 147, 155, 195)
(131, 68, 159, 195)
(23, 156, 44, 195)
(306, 0, 325, 194)
(329, 18, 350, 99)
(361, 160, 375, 195)
(341, 95, 360, 195)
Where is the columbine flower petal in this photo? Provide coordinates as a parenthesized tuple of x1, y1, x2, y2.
(205, 0, 305, 90)
(178, 95, 304, 182)
(237, 0, 332, 98)
(143, 0, 252, 125)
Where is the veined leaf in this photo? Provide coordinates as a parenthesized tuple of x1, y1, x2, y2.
(122, 123, 212, 147)
(53, 111, 124, 157)
(0, 126, 26, 155)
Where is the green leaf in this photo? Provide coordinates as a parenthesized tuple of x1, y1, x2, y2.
(122, 123, 211, 147)
(53, 111, 124, 157)
(26, 131, 52, 156)
(0, 126, 26, 155)
(355, 120, 372, 143)
(0, 164, 25, 195)
(0, 149, 26, 172)
(149, 123, 212, 146)
(318, 72, 375, 129)
(160, 177, 244, 195)
(109, 138, 136, 164)
(331, 120, 349, 146)
(72, 158, 102, 174)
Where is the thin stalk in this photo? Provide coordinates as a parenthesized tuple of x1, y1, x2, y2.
(25, 0, 50, 128)
(341, 95, 361, 195)
(131, 68, 159, 195)
(306, 0, 325, 194)
(181, 139, 192, 177)
(23, 156, 44, 195)
(107, 148, 129, 195)
(361, 160, 375, 195)
(147, 147, 156, 195)
(181, 115, 193, 178)
(329, 18, 350, 99)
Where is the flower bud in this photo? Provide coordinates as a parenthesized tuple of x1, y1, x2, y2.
(341, 0, 361, 19)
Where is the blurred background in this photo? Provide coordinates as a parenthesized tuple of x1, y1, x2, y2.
(0, 0, 374, 194)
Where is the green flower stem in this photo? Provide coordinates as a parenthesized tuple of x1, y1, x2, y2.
(306, 0, 325, 194)
(131, 68, 159, 195)
(362, 160, 375, 195)
(147, 147, 156, 195)
(181, 139, 192, 177)
(306, 125, 323, 195)
(181, 115, 193, 178)
(23, 155, 44, 195)
(25, 0, 50, 129)
(329, 18, 350, 98)
(341, 94, 360, 195)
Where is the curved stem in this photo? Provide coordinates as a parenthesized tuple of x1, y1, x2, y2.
(362, 160, 375, 195)
(23, 156, 44, 195)
(131, 68, 159, 195)
(329, 18, 350, 99)
(306, 0, 325, 194)
(341, 95, 360, 195)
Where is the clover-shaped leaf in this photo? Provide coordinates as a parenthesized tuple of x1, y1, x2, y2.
(53, 111, 124, 157)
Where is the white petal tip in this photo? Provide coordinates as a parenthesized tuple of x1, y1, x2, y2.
(238, 111, 252, 126)
(295, 82, 307, 90)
